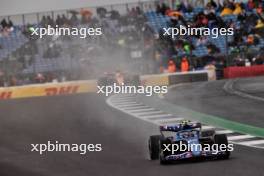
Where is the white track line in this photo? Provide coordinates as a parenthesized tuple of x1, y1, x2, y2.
(111, 98, 136, 102)
(228, 135, 255, 141)
(113, 102, 138, 105)
(155, 117, 185, 124)
(111, 100, 137, 104)
(122, 106, 151, 111)
(202, 125, 216, 130)
(116, 104, 143, 108)
(224, 79, 264, 102)
(138, 114, 173, 119)
(127, 108, 156, 113)
(238, 140, 264, 146)
(133, 111, 164, 116)
(216, 130, 233, 134)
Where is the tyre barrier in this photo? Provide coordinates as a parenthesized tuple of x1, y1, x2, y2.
(140, 74, 169, 86)
(224, 65, 264, 78)
(141, 71, 209, 86)
(97, 74, 140, 86)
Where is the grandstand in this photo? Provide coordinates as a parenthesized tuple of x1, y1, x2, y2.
(0, 27, 28, 59)
(0, 0, 264, 86)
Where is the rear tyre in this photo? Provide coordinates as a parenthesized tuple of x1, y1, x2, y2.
(148, 135, 161, 160)
(214, 134, 230, 159)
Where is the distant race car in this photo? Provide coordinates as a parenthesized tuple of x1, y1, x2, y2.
(148, 120, 230, 164)
(97, 71, 140, 86)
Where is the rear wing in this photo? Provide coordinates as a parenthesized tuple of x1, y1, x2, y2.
(160, 122, 201, 132)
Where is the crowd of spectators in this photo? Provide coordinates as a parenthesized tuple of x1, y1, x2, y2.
(0, 18, 14, 49)
(0, 5, 149, 86)
(0, 18, 14, 34)
(152, 0, 264, 74)
(0, 0, 264, 87)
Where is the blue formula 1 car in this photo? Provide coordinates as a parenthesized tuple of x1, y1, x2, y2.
(148, 121, 230, 164)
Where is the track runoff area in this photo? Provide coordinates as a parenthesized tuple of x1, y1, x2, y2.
(107, 92, 264, 150)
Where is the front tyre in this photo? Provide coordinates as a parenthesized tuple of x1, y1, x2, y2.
(214, 134, 230, 159)
(148, 135, 161, 160)
(159, 139, 171, 165)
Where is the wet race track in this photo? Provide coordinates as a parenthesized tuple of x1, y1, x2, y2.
(0, 77, 264, 176)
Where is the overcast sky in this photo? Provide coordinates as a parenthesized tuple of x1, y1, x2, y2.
(0, 0, 153, 16)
